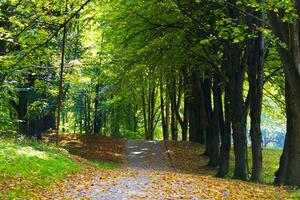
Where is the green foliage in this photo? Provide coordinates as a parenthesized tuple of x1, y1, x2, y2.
(0, 0, 289, 141)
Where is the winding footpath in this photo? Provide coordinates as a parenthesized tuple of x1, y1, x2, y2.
(66, 140, 181, 199)
(46, 140, 286, 200)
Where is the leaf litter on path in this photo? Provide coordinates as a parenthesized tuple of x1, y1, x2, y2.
(35, 138, 289, 199)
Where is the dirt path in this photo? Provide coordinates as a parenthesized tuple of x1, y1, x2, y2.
(44, 139, 287, 199)
(65, 140, 177, 199)
(52, 140, 179, 199)
(125, 140, 172, 171)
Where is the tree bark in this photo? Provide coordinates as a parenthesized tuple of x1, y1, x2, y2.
(170, 80, 178, 141)
(160, 82, 169, 140)
(227, 0, 248, 180)
(247, 4, 264, 182)
(56, 0, 68, 144)
(143, 85, 156, 140)
(284, 77, 300, 186)
(217, 82, 231, 177)
(204, 78, 213, 157)
(269, 2, 300, 186)
(230, 51, 248, 180)
(142, 89, 148, 138)
(274, 79, 289, 185)
(93, 81, 102, 135)
(189, 68, 206, 144)
(208, 73, 221, 167)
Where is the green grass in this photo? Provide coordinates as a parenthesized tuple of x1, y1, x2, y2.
(288, 190, 300, 199)
(0, 137, 83, 198)
(229, 147, 283, 184)
(228, 147, 300, 197)
(91, 160, 121, 169)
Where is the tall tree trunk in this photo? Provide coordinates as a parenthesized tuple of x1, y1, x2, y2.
(170, 80, 178, 141)
(230, 51, 248, 180)
(182, 92, 189, 141)
(142, 89, 148, 139)
(269, 3, 300, 186)
(0, 3, 8, 85)
(172, 74, 188, 141)
(208, 73, 221, 167)
(217, 81, 231, 177)
(87, 96, 90, 133)
(79, 104, 83, 134)
(166, 100, 170, 139)
(170, 102, 178, 141)
(248, 4, 264, 182)
(274, 78, 289, 185)
(160, 82, 169, 140)
(204, 78, 213, 157)
(181, 68, 190, 141)
(147, 87, 152, 140)
(148, 86, 156, 140)
(283, 77, 300, 186)
(189, 68, 206, 144)
(144, 85, 156, 140)
(93, 81, 102, 135)
(227, 0, 248, 180)
(56, 0, 68, 144)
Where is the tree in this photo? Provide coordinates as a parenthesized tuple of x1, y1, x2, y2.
(247, 0, 265, 182)
(269, 0, 300, 186)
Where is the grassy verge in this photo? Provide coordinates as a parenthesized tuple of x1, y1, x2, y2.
(0, 137, 83, 198)
(91, 160, 121, 169)
(229, 148, 300, 198)
(228, 148, 282, 184)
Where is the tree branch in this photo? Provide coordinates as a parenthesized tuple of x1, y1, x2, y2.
(12, 0, 92, 67)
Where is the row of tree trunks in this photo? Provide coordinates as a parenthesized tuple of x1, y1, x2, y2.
(214, 0, 265, 181)
(142, 84, 157, 140)
(171, 74, 190, 142)
(10, 77, 56, 139)
(29, 113, 56, 139)
(160, 82, 169, 141)
(154, 1, 266, 184)
(151, 1, 300, 187)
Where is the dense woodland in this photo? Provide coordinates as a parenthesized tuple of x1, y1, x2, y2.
(0, 0, 300, 188)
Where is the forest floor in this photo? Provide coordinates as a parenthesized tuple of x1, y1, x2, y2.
(1, 134, 297, 199)
(37, 135, 293, 199)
